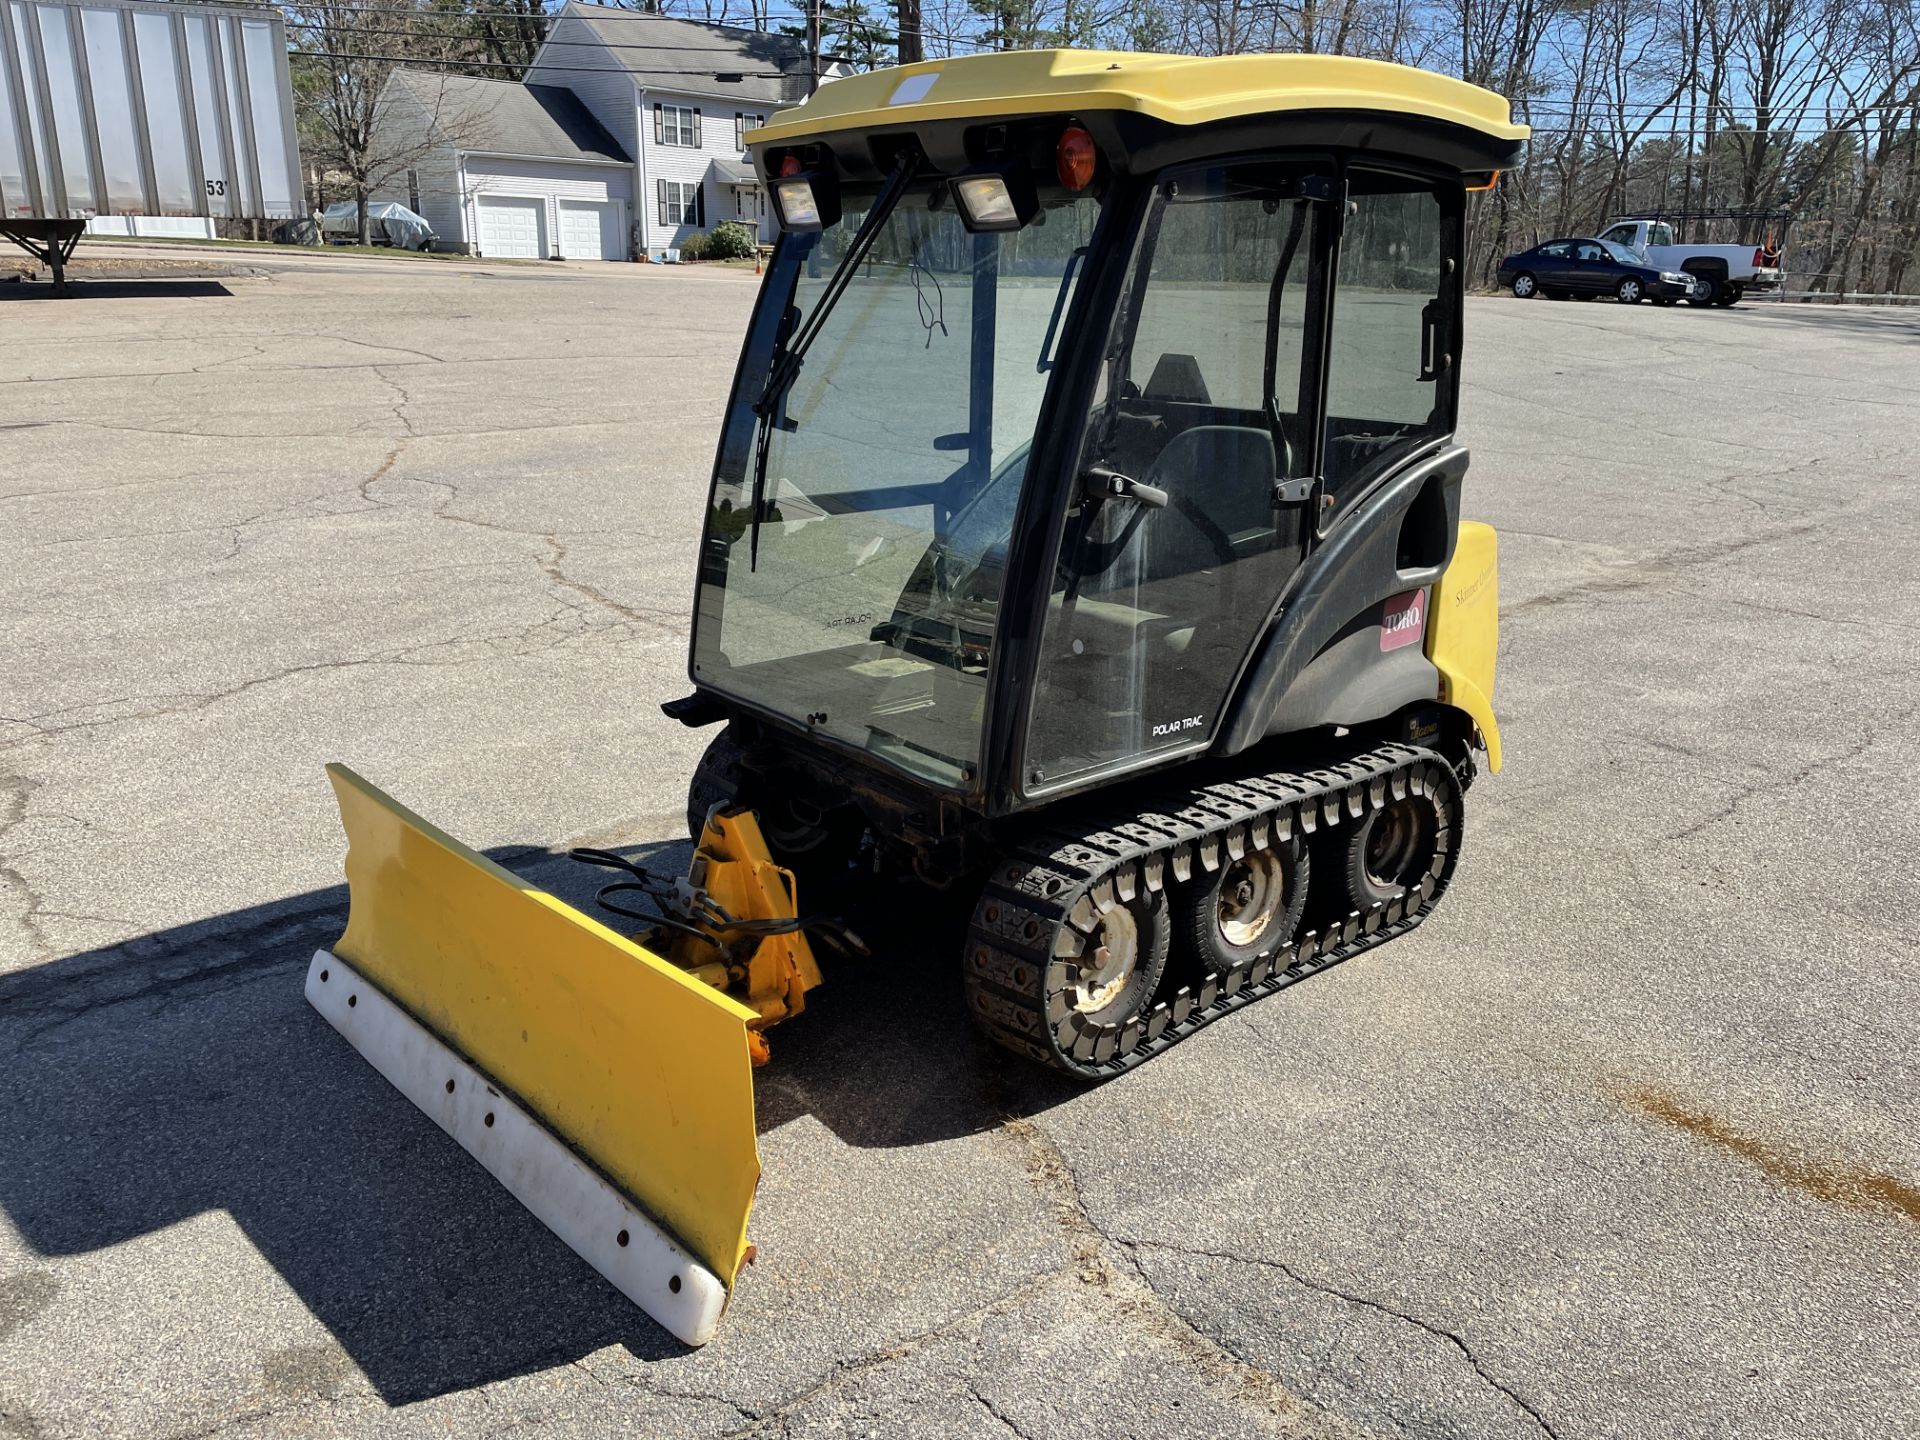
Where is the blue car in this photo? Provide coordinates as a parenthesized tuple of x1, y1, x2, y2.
(1497, 237, 1695, 305)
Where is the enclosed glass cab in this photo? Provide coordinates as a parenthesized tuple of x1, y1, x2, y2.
(688, 52, 1525, 812)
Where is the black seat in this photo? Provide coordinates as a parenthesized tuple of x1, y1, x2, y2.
(1139, 425, 1278, 581)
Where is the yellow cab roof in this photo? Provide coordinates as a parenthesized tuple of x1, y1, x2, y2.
(748, 49, 1528, 149)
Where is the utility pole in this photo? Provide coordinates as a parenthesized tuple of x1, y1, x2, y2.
(807, 0, 821, 95)
(896, 0, 922, 64)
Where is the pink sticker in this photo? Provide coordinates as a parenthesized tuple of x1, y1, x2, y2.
(1380, 590, 1426, 652)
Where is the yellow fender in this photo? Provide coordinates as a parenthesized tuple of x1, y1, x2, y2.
(306, 764, 761, 1345)
(1427, 520, 1502, 772)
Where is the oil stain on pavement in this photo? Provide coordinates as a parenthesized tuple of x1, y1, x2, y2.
(1616, 1084, 1920, 1225)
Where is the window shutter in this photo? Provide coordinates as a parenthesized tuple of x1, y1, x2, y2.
(653, 104, 663, 145)
(735, 112, 744, 148)
(696, 185, 706, 227)
(692, 109, 703, 148)
(657, 177, 667, 227)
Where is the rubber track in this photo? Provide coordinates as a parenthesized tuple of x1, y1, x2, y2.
(964, 743, 1463, 1079)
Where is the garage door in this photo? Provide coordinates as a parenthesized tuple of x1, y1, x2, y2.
(558, 200, 623, 261)
(476, 196, 545, 259)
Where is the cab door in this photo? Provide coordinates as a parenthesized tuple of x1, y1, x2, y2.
(1018, 160, 1332, 789)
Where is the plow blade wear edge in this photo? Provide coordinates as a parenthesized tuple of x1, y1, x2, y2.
(311, 763, 762, 1341)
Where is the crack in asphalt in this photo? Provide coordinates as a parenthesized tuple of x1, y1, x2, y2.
(371, 474, 548, 541)
(1129, 1239, 1563, 1440)
(568, 1358, 758, 1429)
(712, 1271, 1066, 1439)
(0, 604, 607, 752)
(1468, 378, 1803, 458)
(981, 1081, 1341, 1436)
(1, 898, 338, 1051)
(370, 365, 421, 440)
(539, 535, 684, 637)
(1668, 585, 1920, 638)
(0, 348, 720, 389)
(357, 437, 414, 507)
(1663, 727, 1879, 842)
(1505, 518, 1823, 619)
(325, 333, 447, 366)
(968, 1380, 1042, 1440)
(0, 774, 53, 961)
(349, 467, 683, 636)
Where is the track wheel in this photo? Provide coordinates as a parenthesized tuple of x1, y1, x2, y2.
(1340, 766, 1462, 910)
(1065, 888, 1170, 1028)
(1178, 836, 1308, 974)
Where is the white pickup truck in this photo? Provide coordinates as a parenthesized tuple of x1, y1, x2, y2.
(1598, 219, 1784, 307)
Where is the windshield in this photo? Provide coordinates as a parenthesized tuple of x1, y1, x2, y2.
(1599, 240, 1642, 266)
(692, 182, 1103, 787)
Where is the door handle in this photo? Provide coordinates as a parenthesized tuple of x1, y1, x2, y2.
(1083, 467, 1168, 509)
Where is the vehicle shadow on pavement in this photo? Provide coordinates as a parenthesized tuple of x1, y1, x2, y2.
(1747, 303, 1920, 341)
(0, 840, 1069, 1406)
(0, 279, 236, 301)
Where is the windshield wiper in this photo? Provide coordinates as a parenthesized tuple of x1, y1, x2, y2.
(747, 154, 918, 571)
(1036, 245, 1087, 373)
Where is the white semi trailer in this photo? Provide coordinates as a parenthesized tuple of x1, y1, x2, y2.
(0, 0, 299, 289)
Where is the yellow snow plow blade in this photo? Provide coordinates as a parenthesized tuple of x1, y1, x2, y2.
(306, 763, 761, 1345)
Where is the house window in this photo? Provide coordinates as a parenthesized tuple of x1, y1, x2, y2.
(654, 103, 701, 147)
(657, 178, 705, 228)
(734, 112, 762, 149)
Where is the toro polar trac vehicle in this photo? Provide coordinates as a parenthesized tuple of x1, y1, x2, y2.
(305, 50, 1526, 1346)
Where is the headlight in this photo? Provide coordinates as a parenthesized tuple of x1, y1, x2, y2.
(1661, 271, 1689, 284)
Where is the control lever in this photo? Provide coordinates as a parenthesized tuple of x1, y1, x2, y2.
(1083, 466, 1168, 509)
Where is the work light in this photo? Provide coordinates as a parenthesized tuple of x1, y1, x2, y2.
(949, 160, 1038, 233)
(772, 178, 822, 228)
(770, 156, 841, 231)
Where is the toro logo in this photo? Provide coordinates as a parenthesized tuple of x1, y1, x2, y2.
(1380, 590, 1426, 652)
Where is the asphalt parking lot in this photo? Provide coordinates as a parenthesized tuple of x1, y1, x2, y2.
(3, 256, 1917, 1440)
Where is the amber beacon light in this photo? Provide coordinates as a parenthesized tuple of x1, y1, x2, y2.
(1057, 125, 1097, 190)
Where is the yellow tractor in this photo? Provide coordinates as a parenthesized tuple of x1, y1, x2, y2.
(305, 51, 1523, 1345)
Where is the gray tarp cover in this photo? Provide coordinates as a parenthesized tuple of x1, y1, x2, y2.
(319, 202, 435, 250)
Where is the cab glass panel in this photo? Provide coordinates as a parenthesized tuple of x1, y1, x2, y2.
(1320, 170, 1459, 522)
(692, 181, 1102, 788)
(1025, 160, 1329, 784)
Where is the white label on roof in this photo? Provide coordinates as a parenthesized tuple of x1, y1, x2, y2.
(887, 72, 939, 106)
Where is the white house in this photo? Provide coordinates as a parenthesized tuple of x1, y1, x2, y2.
(374, 7, 815, 261)
(374, 70, 636, 261)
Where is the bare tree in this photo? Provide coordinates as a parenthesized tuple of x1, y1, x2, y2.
(288, 2, 502, 245)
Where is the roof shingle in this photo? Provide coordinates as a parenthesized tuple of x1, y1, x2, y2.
(554, 4, 812, 107)
(392, 71, 631, 164)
